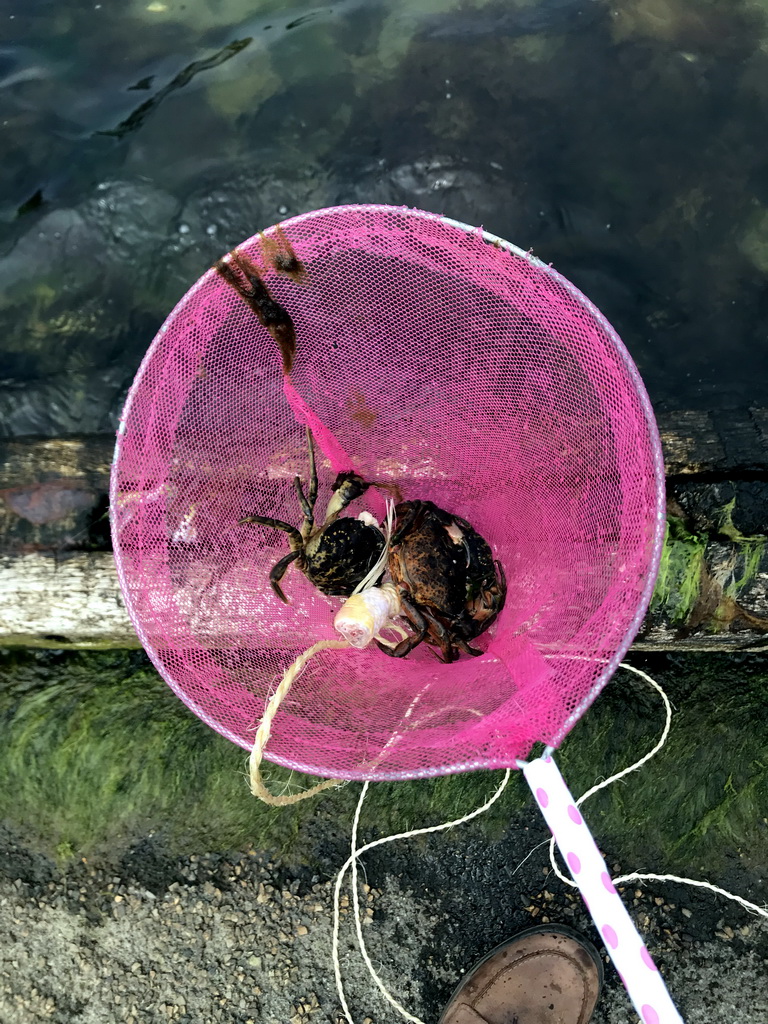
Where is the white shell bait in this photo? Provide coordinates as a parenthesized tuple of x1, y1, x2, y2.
(333, 498, 403, 648)
(333, 583, 403, 649)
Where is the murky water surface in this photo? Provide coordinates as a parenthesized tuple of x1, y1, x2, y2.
(1, 0, 767, 436)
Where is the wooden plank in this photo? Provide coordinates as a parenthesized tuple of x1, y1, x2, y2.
(1, 415, 768, 649)
(0, 552, 139, 648)
(1, 546, 766, 651)
(0, 436, 114, 488)
(657, 406, 768, 475)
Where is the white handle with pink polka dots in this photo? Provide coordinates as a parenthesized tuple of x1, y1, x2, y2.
(521, 755, 684, 1024)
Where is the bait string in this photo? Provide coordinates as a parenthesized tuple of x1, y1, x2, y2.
(332, 663, 768, 1024)
(332, 770, 512, 1024)
(248, 500, 396, 806)
(248, 638, 348, 806)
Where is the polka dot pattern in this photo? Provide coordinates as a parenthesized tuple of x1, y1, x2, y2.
(601, 871, 616, 894)
(641, 947, 658, 972)
(521, 754, 684, 1024)
(568, 804, 583, 824)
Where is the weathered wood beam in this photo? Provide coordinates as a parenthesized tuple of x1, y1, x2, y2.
(0, 552, 139, 648)
(657, 407, 768, 476)
(2, 544, 766, 651)
(1, 411, 767, 650)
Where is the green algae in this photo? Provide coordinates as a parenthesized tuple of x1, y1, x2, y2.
(650, 517, 707, 624)
(715, 499, 766, 600)
(649, 509, 767, 627)
(0, 649, 766, 883)
(0, 649, 519, 862)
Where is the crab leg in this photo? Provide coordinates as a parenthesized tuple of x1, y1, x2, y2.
(324, 472, 370, 522)
(238, 514, 303, 550)
(305, 427, 318, 509)
(269, 549, 301, 604)
(294, 477, 314, 540)
(419, 607, 458, 664)
(453, 637, 484, 658)
(376, 594, 429, 659)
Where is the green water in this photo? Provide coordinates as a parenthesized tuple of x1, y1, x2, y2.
(3, 0, 768, 435)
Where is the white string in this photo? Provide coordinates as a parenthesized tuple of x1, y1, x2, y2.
(509, 837, 552, 878)
(332, 770, 512, 1024)
(547, 662, 673, 885)
(333, 659, 768, 1023)
(611, 873, 768, 918)
(546, 662, 768, 921)
(352, 499, 395, 595)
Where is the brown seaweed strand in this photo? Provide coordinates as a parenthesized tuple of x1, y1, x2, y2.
(215, 249, 296, 374)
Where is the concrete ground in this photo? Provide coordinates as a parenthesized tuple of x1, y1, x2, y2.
(1, 807, 766, 1024)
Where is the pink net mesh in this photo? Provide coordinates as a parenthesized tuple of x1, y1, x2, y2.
(110, 205, 665, 781)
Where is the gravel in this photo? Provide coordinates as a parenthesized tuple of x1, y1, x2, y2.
(1, 830, 766, 1024)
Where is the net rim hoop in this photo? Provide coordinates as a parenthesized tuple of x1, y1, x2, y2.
(110, 203, 666, 780)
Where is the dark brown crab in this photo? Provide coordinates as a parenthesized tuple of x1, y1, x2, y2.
(376, 500, 506, 663)
(239, 430, 385, 603)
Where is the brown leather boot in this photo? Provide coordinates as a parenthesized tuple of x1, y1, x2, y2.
(438, 925, 603, 1024)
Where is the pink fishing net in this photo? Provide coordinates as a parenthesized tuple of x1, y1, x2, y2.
(110, 204, 665, 781)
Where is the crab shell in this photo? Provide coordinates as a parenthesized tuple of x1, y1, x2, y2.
(303, 517, 385, 596)
(389, 500, 506, 645)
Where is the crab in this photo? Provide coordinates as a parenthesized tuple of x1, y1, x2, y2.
(375, 500, 506, 663)
(239, 430, 385, 603)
